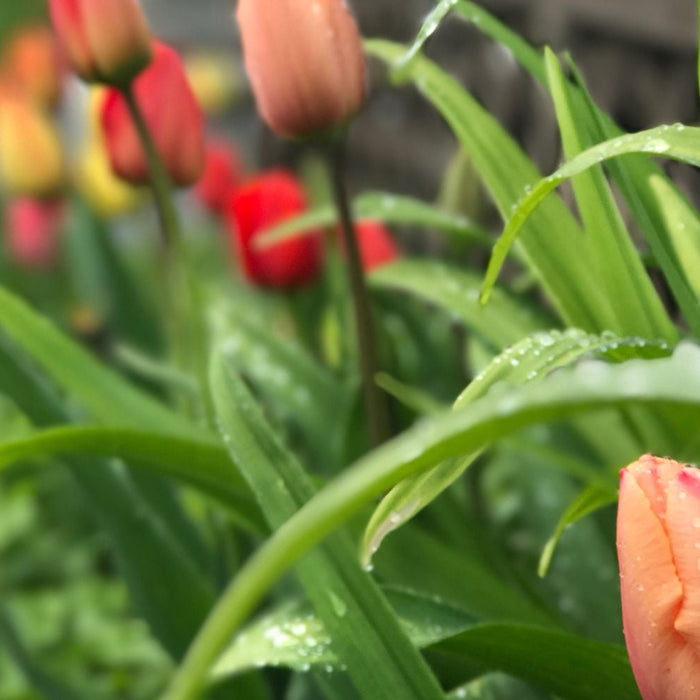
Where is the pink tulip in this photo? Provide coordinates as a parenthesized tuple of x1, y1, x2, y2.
(4, 198, 64, 269)
(236, 0, 366, 138)
(617, 455, 700, 699)
(48, 0, 152, 86)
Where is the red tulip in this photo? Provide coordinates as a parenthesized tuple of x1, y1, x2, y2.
(349, 221, 400, 272)
(1, 26, 64, 107)
(224, 170, 323, 289)
(617, 455, 700, 700)
(100, 41, 205, 187)
(236, 0, 366, 138)
(4, 198, 64, 269)
(48, 0, 152, 86)
(195, 142, 242, 214)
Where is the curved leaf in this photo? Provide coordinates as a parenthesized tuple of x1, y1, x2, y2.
(480, 124, 700, 304)
(255, 191, 492, 249)
(0, 427, 264, 533)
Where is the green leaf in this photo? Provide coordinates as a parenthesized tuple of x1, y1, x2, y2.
(538, 486, 618, 578)
(370, 260, 549, 351)
(361, 329, 667, 566)
(480, 122, 700, 306)
(212, 588, 474, 678)
(0, 426, 264, 533)
(255, 191, 492, 249)
(208, 350, 444, 700)
(428, 624, 639, 700)
(366, 40, 616, 332)
(544, 48, 675, 341)
(167, 343, 700, 699)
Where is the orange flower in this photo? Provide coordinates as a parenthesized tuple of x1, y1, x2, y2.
(100, 42, 205, 187)
(1, 26, 64, 107)
(0, 90, 63, 196)
(236, 0, 366, 138)
(617, 455, 700, 700)
(48, 0, 152, 86)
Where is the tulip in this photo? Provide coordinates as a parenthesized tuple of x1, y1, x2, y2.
(0, 90, 63, 196)
(195, 142, 242, 214)
(48, 0, 152, 86)
(185, 51, 243, 116)
(236, 0, 366, 138)
(617, 455, 700, 700)
(4, 198, 64, 269)
(350, 221, 400, 272)
(224, 170, 323, 289)
(1, 26, 64, 107)
(100, 41, 205, 187)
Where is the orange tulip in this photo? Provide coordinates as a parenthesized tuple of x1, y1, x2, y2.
(1, 26, 64, 107)
(100, 42, 205, 187)
(48, 0, 152, 86)
(0, 90, 63, 196)
(617, 455, 700, 700)
(236, 0, 366, 138)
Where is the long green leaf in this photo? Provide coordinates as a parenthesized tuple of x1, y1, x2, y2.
(0, 426, 263, 532)
(255, 191, 492, 249)
(366, 40, 615, 332)
(480, 123, 700, 304)
(544, 48, 675, 341)
(165, 343, 700, 699)
(208, 351, 443, 700)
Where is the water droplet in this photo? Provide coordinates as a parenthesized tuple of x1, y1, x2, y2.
(328, 591, 348, 618)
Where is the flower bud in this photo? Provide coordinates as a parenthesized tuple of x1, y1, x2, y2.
(185, 51, 243, 116)
(1, 26, 64, 107)
(48, 0, 152, 86)
(345, 221, 400, 272)
(224, 170, 323, 289)
(0, 90, 63, 196)
(617, 455, 700, 700)
(236, 0, 366, 138)
(4, 198, 64, 269)
(195, 142, 242, 215)
(100, 42, 205, 187)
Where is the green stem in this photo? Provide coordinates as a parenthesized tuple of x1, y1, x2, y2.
(326, 139, 390, 446)
(122, 86, 215, 426)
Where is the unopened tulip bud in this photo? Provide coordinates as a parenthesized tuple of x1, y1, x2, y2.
(617, 455, 700, 700)
(236, 0, 367, 138)
(185, 51, 243, 116)
(48, 0, 152, 86)
(4, 198, 64, 269)
(0, 90, 63, 196)
(346, 221, 400, 272)
(1, 26, 64, 107)
(100, 42, 205, 187)
(224, 170, 323, 289)
(195, 142, 242, 214)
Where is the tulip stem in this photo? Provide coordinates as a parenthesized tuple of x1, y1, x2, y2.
(122, 86, 215, 427)
(326, 139, 389, 447)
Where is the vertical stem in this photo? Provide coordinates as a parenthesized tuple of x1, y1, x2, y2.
(326, 139, 389, 446)
(121, 86, 216, 426)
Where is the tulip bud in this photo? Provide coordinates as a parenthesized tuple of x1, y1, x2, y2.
(48, 0, 152, 86)
(236, 0, 367, 138)
(617, 455, 700, 700)
(1, 26, 64, 107)
(346, 221, 400, 272)
(195, 142, 242, 215)
(4, 198, 64, 269)
(0, 90, 63, 196)
(100, 42, 205, 187)
(224, 170, 323, 289)
(185, 51, 243, 116)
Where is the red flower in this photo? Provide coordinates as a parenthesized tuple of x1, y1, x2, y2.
(100, 41, 205, 187)
(350, 221, 400, 272)
(4, 198, 64, 269)
(224, 170, 323, 289)
(195, 142, 242, 214)
(48, 0, 152, 86)
(236, 0, 366, 138)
